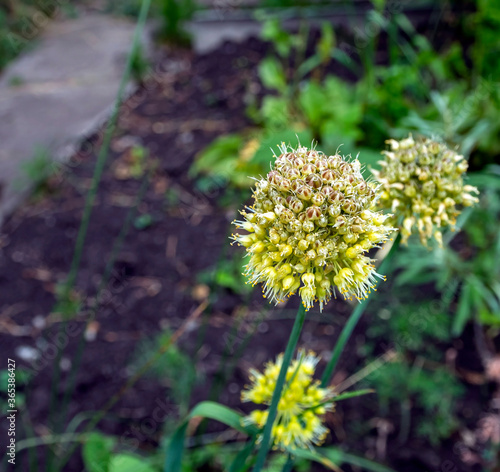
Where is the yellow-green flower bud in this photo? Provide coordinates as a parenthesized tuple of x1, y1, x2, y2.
(241, 350, 335, 450)
(372, 135, 479, 246)
(282, 275, 296, 290)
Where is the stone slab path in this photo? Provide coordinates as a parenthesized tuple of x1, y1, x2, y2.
(0, 13, 149, 226)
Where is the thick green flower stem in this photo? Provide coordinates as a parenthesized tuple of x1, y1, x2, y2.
(320, 234, 401, 388)
(252, 303, 307, 472)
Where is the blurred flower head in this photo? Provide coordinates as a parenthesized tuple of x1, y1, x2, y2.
(372, 135, 479, 246)
(231, 143, 395, 311)
(241, 350, 334, 451)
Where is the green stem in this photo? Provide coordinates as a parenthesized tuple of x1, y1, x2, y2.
(252, 303, 307, 472)
(320, 234, 401, 388)
(45, 325, 65, 471)
(281, 454, 294, 472)
(20, 394, 37, 472)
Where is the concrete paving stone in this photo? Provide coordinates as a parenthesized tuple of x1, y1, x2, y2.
(0, 12, 150, 226)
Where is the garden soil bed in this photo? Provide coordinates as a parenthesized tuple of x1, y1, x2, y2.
(0, 36, 489, 472)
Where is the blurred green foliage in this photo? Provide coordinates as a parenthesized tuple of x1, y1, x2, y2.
(0, 367, 31, 414)
(83, 432, 159, 472)
(0, 0, 196, 70)
(0, 0, 78, 70)
(367, 359, 464, 445)
(470, 0, 500, 80)
(191, 3, 500, 192)
(20, 147, 59, 195)
(0, 0, 47, 70)
(4, 1, 498, 468)
(392, 166, 500, 336)
(197, 254, 252, 295)
(367, 299, 453, 355)
(104, 0, 195, 44)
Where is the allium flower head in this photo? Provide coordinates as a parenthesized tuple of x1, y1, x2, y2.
(372, 135, 479, 246)
(241, 350, 334, 451)
(231, 143, 395, 310)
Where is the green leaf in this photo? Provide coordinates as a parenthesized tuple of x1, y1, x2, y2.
(228, 439, 256, 472)
(452, 281, 472, 336)
(394, 252, 437, 287)
(251, 131, 313, 168)
(332, 389, 374, 402)
(303, 390, 373, 414)
(460, 119, 495, 157)
(296, 55, 323, 80)
(394, 13, 416, 36)
(164, 402, 257, 472)
(261, 19, 293, 58)
(258, 57, 287, 93)
(190, 134, 243, 178)
(134, 213, 153, 230)
(260, 96, 291, 130)
(467, 171, 500, 190)
(317, 22, 335, 63)
(212, 257, 251, 295)
(109, 454, 156, 472)
(82, 432, 115, 472)
(479, 307, 500, 326)
(298, 81, 326, 130)
(470, 278, 500, 314)
(288, 448, 339, 471)
(322, 448, 397, 472)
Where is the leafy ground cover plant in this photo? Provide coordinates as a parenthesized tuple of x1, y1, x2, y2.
(368, 359, 464, 446)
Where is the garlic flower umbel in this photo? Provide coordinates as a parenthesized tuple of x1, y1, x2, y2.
(372, 135, 479, 246)
(242, 350, 334, 451)
(231, 143, 395, 311)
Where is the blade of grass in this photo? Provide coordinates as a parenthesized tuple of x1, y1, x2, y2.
(228, 438, 257, 472)
(20, 392, 37, 472)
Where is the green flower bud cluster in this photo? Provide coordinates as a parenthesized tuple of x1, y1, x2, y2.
(231, 143, 395, 311)
(372, 135, 479, 246)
